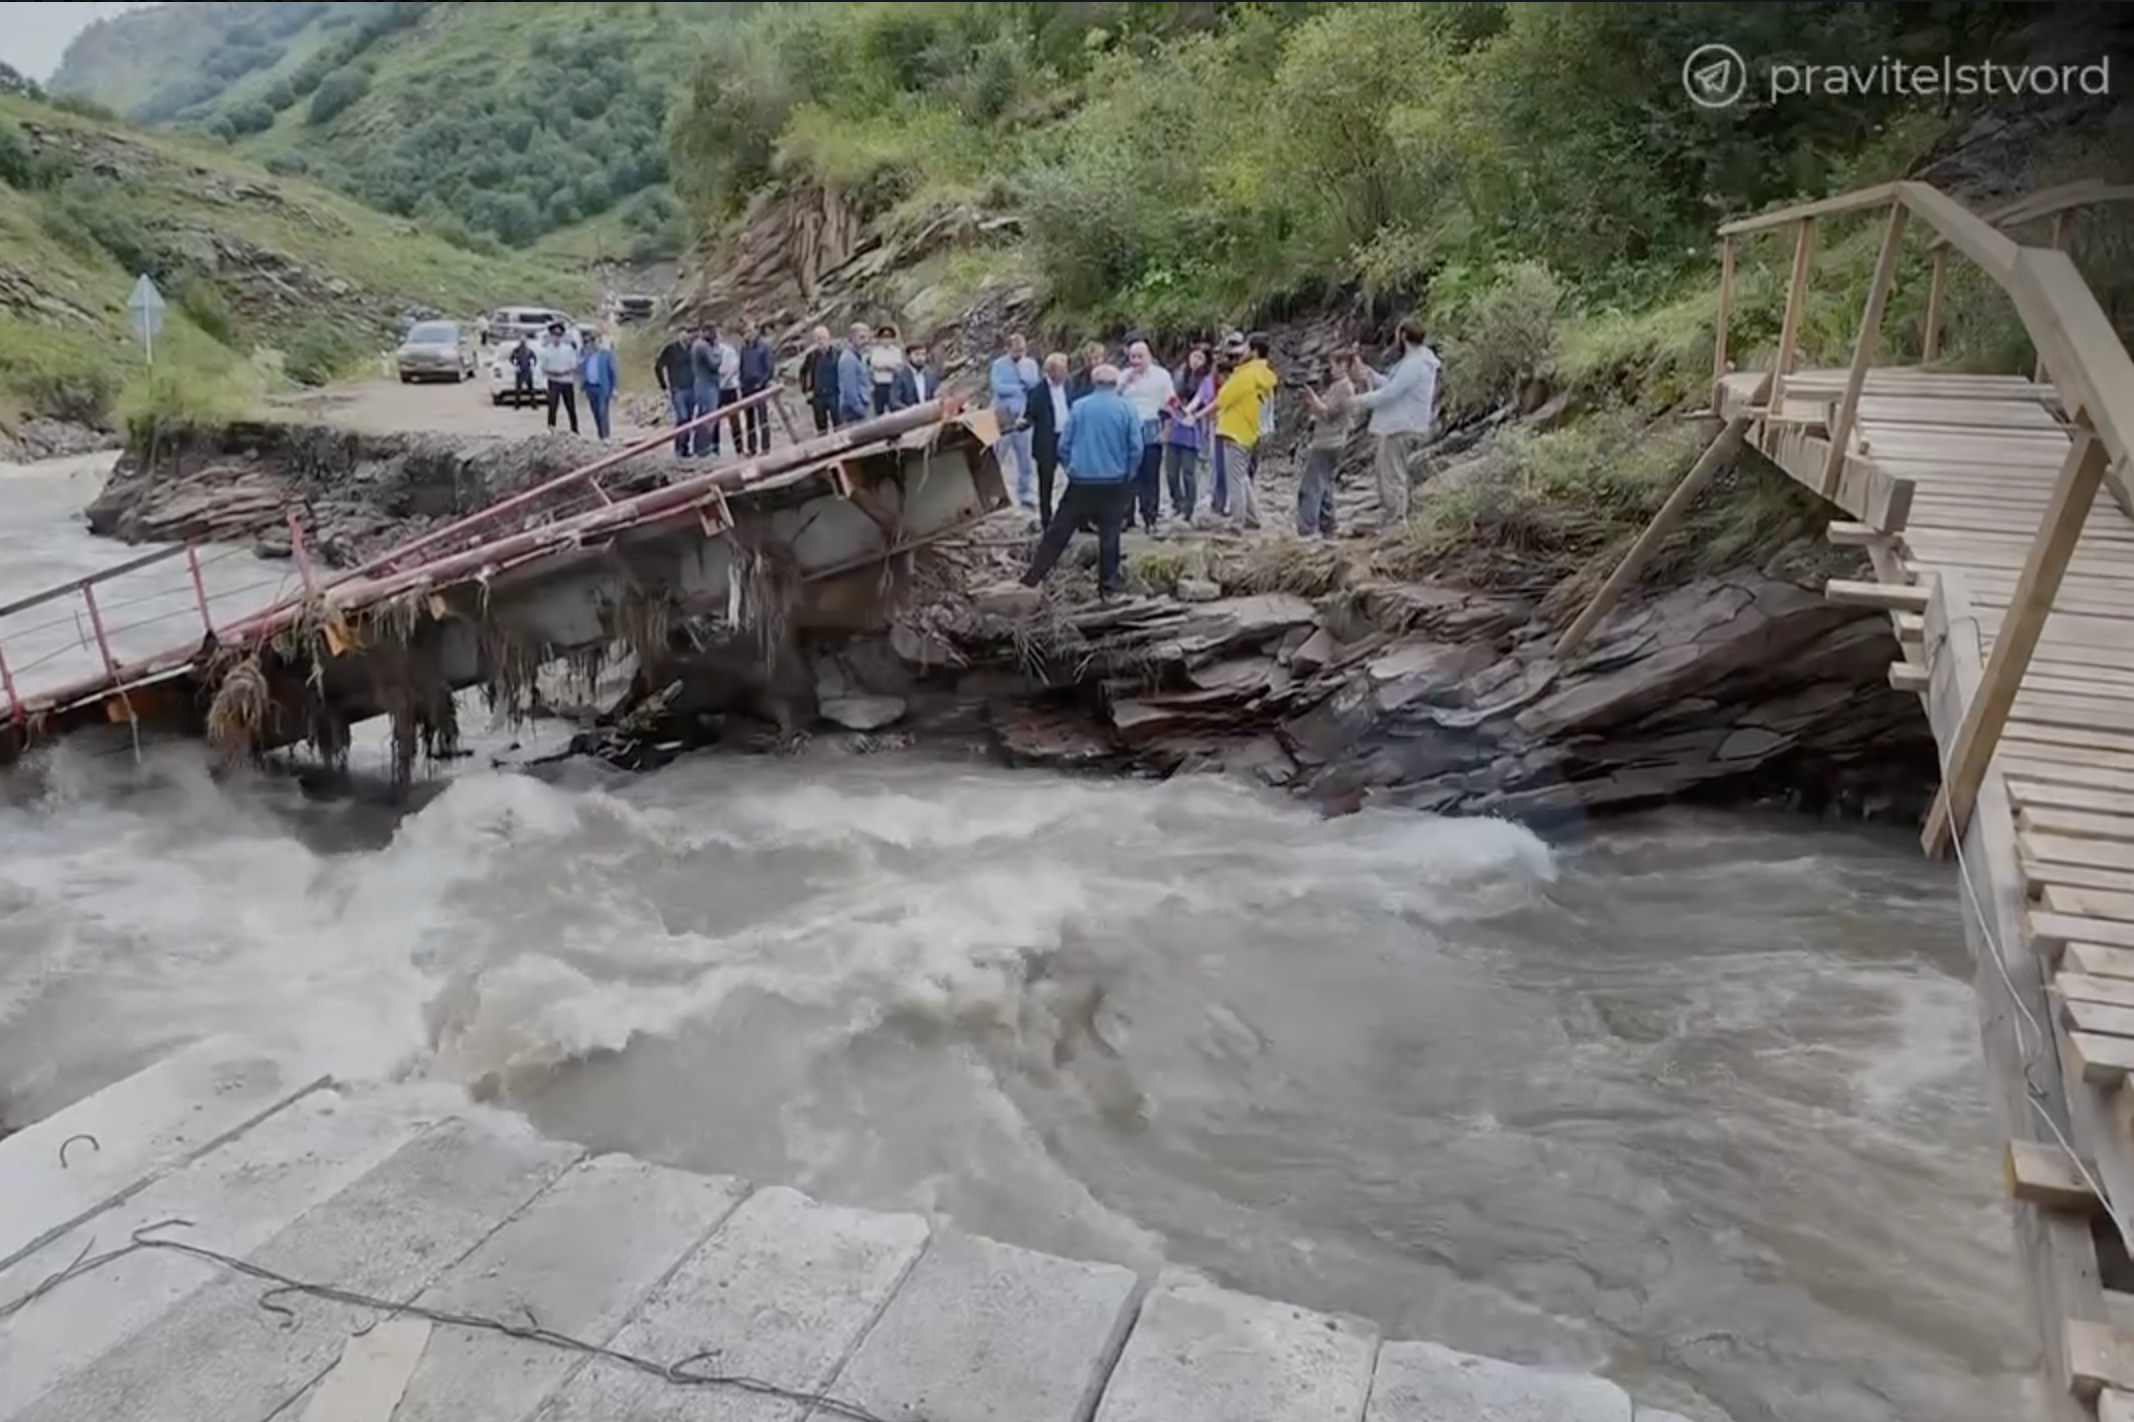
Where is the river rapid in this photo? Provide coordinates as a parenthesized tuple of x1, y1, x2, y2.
(0, 455, 2025, 1421)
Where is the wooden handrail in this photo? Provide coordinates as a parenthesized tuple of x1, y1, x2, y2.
(1926, 179, 2134, 251)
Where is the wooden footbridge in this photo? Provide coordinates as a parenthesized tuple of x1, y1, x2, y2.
(0, 394, 1006, 769)
(1560, 177, 2134, 1420)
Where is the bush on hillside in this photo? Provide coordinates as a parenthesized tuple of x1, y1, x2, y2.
(227, 100, 276, 137)
(0, 117, 66, 190)
(38, 175, 166, 277)
(307, 66, 370, 124)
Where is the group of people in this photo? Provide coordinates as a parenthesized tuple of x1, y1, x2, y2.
(507, 308, 1440, 602)
(796, 322, 939, 431)
(653, 324, 779, 459)
(502, 321, 623, 441)
(993, 319, 1442, 597)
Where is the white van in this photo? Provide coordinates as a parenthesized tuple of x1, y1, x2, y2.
(486, 306, 570, 346)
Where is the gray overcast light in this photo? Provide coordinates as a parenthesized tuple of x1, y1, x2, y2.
(0, 2, 152, 81)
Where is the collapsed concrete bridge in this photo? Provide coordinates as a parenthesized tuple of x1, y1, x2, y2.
(0, 395, 1008, 773)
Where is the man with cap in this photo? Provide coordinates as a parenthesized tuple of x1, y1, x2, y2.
(1021, 363, 1140, 598)
(538, 321, 580, 434)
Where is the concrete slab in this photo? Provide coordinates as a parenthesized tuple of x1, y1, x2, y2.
(825, 1228, 1141, 1422)
(1091, 1270, 1380, 1422)
(1364, 1341, 1634, 1422)
(0, 1086, 434, 1420)
(537, 1183, 930, 1422)
(0, 1034, 326, 1271)
(7, 1116, 580, 1422)
(355, 1153, 750, 1422)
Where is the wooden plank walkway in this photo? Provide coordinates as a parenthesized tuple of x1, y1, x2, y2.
(1555, 179, 2134, 1422)
(0, 1043, 1688, 1422)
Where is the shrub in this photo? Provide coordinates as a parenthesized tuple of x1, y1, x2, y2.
(16, 361, 116, 427)
(174, 277, 243, 348)
(307, 66, 370, 125)
(39, 175, 165, 276)
(1429, 260, 1565, 412)
(228, 100, 277, 137)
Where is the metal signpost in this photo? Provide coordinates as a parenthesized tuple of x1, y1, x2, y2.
(126, 273, 165, 366)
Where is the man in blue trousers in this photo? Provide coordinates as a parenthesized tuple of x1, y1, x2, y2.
(1020, 364, 1140, 598)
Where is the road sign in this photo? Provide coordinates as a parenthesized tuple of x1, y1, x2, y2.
(126, 273, 165, 363)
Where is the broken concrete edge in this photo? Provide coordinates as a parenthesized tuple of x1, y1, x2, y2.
(0, 1038, 1708, 1422)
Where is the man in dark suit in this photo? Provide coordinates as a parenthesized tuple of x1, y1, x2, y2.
(797, 324, 840, 434)
(888, 342, 934, 410)
(1027, 351, 1073, 527)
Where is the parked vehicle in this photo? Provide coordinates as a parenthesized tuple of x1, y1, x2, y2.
(394, 320, 476, 383)
(608, 294, 657, 325)
(485, 305, 571, 347)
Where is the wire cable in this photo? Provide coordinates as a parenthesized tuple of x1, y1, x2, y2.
(1933, 603, 2134, 1252)
(0, 1217, 905, 1422)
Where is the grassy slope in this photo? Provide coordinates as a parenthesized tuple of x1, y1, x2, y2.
(55, 2, 738, 249)
(0, 89, 586, 429)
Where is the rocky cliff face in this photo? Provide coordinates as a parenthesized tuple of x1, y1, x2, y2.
(568, 517, 1933, 827)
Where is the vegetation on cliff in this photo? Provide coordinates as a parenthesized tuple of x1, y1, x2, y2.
(667, 0, 2130, 580)
(0, 88, 584, 437)
(48, 1, 753, 255)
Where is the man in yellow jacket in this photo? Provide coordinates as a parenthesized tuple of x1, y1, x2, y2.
(1212, 333, 1276, 530)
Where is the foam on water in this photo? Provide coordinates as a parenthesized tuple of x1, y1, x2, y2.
(0, 455, 2027, 1422)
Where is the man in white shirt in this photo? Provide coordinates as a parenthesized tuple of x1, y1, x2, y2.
(1117, 341, 1173, 531)
(1352, 317, 1441, 521)
(707, 327, 742, 456)
(537, 322, 579, 434)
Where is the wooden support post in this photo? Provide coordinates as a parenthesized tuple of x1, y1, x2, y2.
(1821, 203, 1909, 496)
(1552, 415, 1751, 660)
(772, 393, 801, 445)
(1923, 425, 2112, 856)
(1713, 237, 1735, 387)
(1769, 219, 1817, 416)
(1923, 249, 1947, 363)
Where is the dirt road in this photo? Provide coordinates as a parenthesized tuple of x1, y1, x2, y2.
(263, 376, 674, 443)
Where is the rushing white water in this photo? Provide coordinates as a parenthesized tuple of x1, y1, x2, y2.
(0, 457, 2027, 1422)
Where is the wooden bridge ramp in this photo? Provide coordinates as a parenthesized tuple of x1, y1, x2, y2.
(1562, 180, 2134, 1422)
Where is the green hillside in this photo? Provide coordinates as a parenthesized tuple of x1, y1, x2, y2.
(0, 87, 585, 433)
(50, 1, 748, 255)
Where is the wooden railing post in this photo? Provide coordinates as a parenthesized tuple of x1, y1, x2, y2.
(1713, 236, 1736, 388)
(1922, 422, 2112, 856)
(1922, 249, 1948, 362)
(1821, 201, 1910, 496)
(1769, 219, 1817, 415)
(1553, 415, 1753, 660)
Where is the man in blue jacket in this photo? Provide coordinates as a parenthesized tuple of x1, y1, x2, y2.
(836, 322, 872, 427)
(1021, 365, 1140, 598)
(988, 332, 1040, 513)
